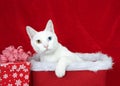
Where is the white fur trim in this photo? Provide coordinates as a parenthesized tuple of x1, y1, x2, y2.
(31, 52, 113, 71)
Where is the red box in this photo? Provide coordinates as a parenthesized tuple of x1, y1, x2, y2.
(31, 70, 107, 86)
(0, 62, 30, 86)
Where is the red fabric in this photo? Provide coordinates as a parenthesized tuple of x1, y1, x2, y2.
(0, 0, 120, 86)
(31, 71, 106, 86)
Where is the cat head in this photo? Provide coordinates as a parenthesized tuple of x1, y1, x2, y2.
(26, 20, 59, 54)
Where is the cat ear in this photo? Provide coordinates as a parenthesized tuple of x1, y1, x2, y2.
(44, 19, 54, 33)
(26, 26, 37, 39)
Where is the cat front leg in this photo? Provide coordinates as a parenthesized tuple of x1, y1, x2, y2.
(55, 57, 72, 78)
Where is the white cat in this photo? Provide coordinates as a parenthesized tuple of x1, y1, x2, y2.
(26, 20, 112, 78)
(26, 20, 85, 78)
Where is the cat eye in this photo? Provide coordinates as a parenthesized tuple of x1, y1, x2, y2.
(36, 39, 41, 44)
(48, 36, 52, 41)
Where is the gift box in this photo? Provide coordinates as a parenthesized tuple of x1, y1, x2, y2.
(0, 46, 31, 86)
(0, 62, 30, 86)
(30, 53, 112, 86)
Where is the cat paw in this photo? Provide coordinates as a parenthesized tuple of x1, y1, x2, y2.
(55, 68, 65, 78)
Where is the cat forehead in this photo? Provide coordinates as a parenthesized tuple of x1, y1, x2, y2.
(33, 31, 52, 39)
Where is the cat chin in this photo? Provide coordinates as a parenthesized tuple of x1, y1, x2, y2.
(35, 49, 53, 55)
(44, 49, 55, 55)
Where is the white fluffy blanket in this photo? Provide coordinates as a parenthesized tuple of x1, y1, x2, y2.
(31, 52, 113, 72)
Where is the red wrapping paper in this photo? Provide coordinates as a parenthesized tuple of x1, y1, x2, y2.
(0, 62, 30, 86)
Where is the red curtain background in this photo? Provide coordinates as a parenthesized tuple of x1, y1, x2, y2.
(0, 0, 120, 86)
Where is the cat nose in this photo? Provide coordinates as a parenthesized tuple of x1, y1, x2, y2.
(44, 45, 48, 49)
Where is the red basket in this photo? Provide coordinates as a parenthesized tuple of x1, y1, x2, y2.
(30, 70, 107, 86)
